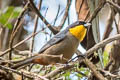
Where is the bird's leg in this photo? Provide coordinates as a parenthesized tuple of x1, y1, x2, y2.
(67, 54, 85, 64)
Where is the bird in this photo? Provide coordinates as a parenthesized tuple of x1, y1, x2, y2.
(11, 21, 91, 69)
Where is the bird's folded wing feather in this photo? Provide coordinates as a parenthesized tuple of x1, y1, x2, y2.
(38, 29, 68, 53)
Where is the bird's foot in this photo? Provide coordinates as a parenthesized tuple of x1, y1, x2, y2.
(55, 63, 70, 67)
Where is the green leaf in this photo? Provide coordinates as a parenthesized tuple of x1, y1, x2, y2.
(84, 70, 89, 75)
(12, 7, 22, 18)
(64, 71, 71, 80)
(103, 51, 109, 66)
(76, 73, 83, 78)
(34, 64, 41, 69)
(0, 6, 22, 29)
(3, 6, 14, 19)
(51, 66, 56, 70)
(64, 71, 70, 76)
(79, 67, 85, 71)
(5, 23, 13, 29)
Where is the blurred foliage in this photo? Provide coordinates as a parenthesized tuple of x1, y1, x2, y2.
(103, 51, 109, 67)
(77, 67, 89, 78)
(0, 6, 22, 29)
(64, 71, 71, 80)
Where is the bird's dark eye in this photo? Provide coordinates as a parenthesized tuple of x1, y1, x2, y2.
(79, 21, 86, 25)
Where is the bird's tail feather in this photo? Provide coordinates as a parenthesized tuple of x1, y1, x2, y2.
(11, 57, 35, 69)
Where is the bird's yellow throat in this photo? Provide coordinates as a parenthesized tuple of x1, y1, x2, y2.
(69, 25, 87, 42)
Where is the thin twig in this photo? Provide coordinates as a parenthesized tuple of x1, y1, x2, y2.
(78, 0, 84, 18)
(85, 34, 120, 57)
(53, 4, 60, 26)
(77, 50, 107, 80)
(107, 0, 120, 13)
(13, 49, 30, 56)
(0, 27, 2, 35)
(29, 0, 43, 72)
(30, 0, 42, 54)
(0, 28, 2, 50)
(21, 69, 49, 80)
(0, 57, 14, 65)
(44, 63, 74, 78)
(58, 0, 71, 30)
(0, 65, 48, 80)
(100, 69, 120, 78)
(28, 0, 58, 34)
(102, 7, 115, 40)
(0, 65, 32, 79)
(8, 2, 30, 60)
(83, 58, 107, 80)
(88, 0, 106, 22)
(0, 28, 46, 57)
(114, 18, 119, 34)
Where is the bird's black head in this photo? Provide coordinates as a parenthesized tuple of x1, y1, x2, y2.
(69, 21, 91, 29)
(78, 21, 91, 28)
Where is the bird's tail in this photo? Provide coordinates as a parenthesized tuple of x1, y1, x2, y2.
(11, 54, 69, 69)
(11, 56, 35, 69)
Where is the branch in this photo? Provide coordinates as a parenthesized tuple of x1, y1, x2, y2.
(107, 0, 120, 13)
(8, 2, 30, 60)
(28, 0, 71, 34)
(0, 65, 32, 79)
(28, 0, 58, 34)
(0, 28, 2, 36)
(0, 57, 14, 65)
(77, 50, 107, 80)
(30, 0, 42, 53)
(58, 0, 71, 30)
(21, 69, 48, 80)
(0, 28, 46, 57)
(44, 63, 74, 78)
(85, 34, 120, 57)
(88, 0, 106, 22)
(53, 5, 60, 26)
(84, 58, 107, 80)
(100, 69, 120, 79)
(102, 7, 115, 40)
(0, 65, 48, 80)
(114, 18, 119, 34)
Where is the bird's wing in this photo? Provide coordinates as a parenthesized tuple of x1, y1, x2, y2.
(38, 21, 80, 53)
(38, 29, 68, 53)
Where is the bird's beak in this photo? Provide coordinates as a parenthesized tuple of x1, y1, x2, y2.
(84, 22, 91, 28)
